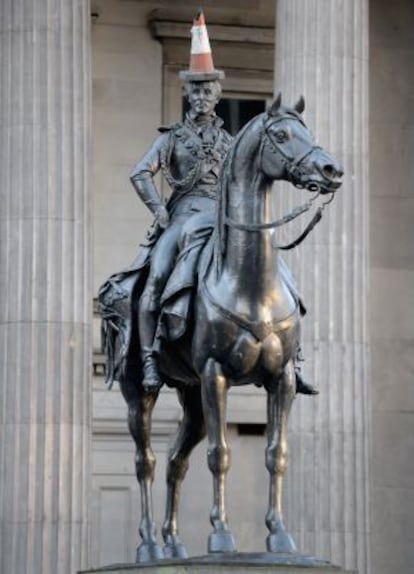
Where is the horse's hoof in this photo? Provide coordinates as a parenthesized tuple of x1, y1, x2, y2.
(163, 539, 188, 559)
(208, 529, 237, 553)
(136, 541, 164, 562)
(266, 530, 297, 553)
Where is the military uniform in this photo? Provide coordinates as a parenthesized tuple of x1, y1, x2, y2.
(130, 113, 232, 312)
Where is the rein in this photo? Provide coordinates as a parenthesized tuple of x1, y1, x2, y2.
(224, 193, 319, 232)
(276, 192, 335, 250)
(223, 114, 333, 250)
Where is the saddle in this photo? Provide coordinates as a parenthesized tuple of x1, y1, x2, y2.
(98, 222, 305, 387)
(98, 222, 213, 387)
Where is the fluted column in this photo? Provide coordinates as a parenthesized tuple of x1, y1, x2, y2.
(274, 1, 370, 573)
(0, 2, 92, 573)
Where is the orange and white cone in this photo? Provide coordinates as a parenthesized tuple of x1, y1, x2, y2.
(179, 11, 225, 81)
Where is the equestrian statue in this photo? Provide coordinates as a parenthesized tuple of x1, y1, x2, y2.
(98, 11, 343, 563)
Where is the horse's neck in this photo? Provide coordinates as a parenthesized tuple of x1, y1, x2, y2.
(220, 159, 279, 299)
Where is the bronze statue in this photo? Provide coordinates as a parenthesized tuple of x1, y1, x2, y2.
(130, 76, 231, 392)
(98, 11, 343, 563)
(129, 13, 316, 397)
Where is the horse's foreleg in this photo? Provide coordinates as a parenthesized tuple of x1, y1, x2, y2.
(162, 387, 206, 558)
(201, 358, 237, 553)
(126, 391, 163, 562)
(265, 360, 297, 553)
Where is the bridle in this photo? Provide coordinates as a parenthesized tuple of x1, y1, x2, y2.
(263, 114, 323, 187)
(223, 113, 335, 250)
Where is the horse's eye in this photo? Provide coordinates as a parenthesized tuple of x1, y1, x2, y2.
(275, 129, 289, 143)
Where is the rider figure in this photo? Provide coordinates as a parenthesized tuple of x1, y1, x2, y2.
(130, 12, 231, 391)
(130, 12, 317, 396)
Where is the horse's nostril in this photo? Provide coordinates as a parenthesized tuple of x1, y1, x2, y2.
(322, 163, 344, 179)
(323, 164, 336, 178)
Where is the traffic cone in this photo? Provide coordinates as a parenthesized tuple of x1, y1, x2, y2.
(179, 11, 225, 81)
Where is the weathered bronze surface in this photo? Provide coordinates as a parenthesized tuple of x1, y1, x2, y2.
(130, 79, 232, 394)
(98, 87, 343, 562)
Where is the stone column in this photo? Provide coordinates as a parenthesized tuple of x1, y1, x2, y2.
(0, 2, 92, 573)
(273, 1, 370, 573)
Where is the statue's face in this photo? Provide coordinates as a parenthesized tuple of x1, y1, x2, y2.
(186, 81, 221, 117)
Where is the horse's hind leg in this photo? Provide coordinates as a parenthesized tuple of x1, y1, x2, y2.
(121, 380, 163, 562)
(265, 360, 297, 553)
(201, 359, 237, 553)
(162, 385, 206, 558)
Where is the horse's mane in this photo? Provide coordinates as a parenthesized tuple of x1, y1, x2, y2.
(213, 112, 266, 275)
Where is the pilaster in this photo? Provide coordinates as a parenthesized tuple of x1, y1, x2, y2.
(0, 1, 92, 572)
(273, 1, 370, 572)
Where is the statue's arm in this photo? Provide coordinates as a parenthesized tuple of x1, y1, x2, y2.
(130, 133, 170, 228)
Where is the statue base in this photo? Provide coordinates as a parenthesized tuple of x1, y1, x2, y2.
(79, 552, 356, 574)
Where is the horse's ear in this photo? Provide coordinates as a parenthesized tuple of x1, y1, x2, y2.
(268, 92, 282, 116)
(294, 95, 305, 114)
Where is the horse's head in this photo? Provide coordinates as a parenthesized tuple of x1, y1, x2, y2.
(261, 94, 343, 194)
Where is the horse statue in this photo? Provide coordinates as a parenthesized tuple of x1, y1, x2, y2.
(98, 94, 343, 562)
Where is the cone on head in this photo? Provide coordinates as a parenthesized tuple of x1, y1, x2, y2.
(179, 11, 225, 81)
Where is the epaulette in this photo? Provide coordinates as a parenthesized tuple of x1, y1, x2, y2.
(158, 123, 181, 134)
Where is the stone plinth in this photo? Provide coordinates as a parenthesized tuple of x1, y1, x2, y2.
(79, 554, 355, 574)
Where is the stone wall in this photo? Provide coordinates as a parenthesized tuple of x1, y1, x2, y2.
(92, 0, 163, 290)
(369, 1, 414, 573)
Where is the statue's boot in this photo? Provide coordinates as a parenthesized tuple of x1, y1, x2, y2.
(139, 289, 163, 393)
(295, 371, 319, 395)
(141, 347, 163, 393)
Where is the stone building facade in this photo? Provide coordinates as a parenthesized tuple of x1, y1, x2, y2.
(0, 1, 413, 574)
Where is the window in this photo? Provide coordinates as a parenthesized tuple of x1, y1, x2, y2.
(182, 97, 266, 135)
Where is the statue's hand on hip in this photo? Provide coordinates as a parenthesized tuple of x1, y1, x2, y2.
(155, 205, 169, 230)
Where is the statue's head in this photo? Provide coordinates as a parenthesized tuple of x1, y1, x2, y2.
(179, 11, 225, 113)
(184, 80, 222, 118)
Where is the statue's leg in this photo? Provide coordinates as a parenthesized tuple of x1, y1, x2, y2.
(278, 260, 317, 396)
(162, 386, 206, 558)
(201, 358, 237, 553)
(139, 225, 180, 391)
(265, 359, 297, 553)
(294, 335, 318, 396)
(120, 379, 163, 562)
